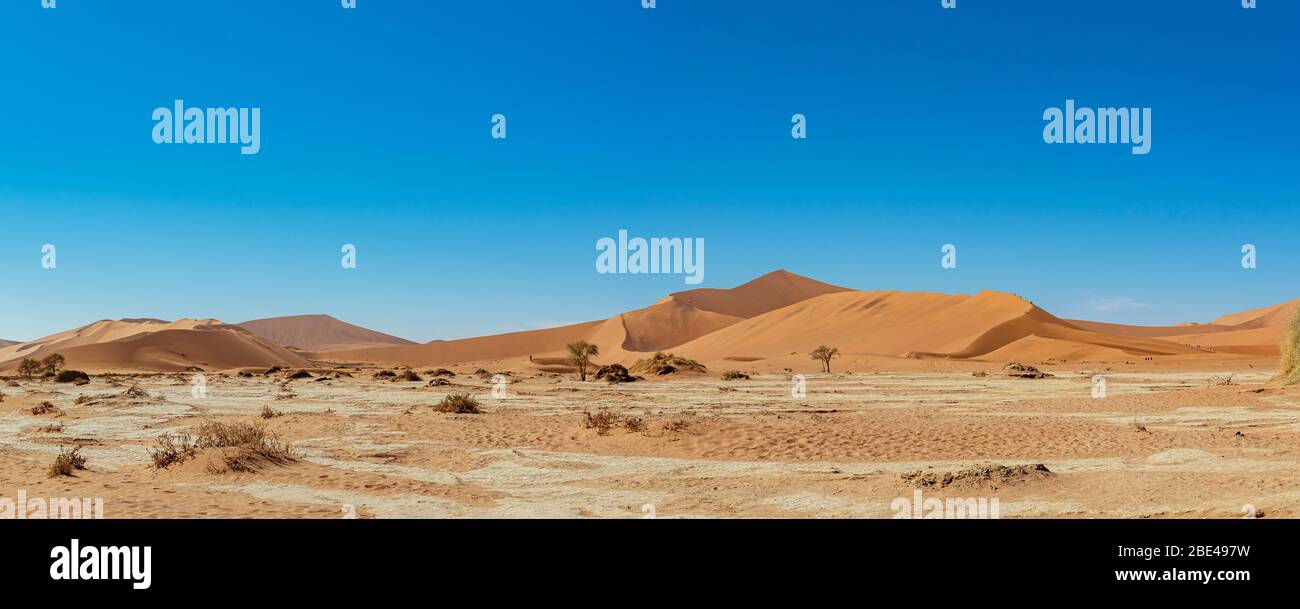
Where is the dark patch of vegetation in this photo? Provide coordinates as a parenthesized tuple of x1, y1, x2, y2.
(31, 401, 62, 416)
(720, 370, 750, 380)
(393, 370, 422, 382)
(594, 364, 637, 383)
(433, 393, 482, 414)
(54, 369, 90, 384)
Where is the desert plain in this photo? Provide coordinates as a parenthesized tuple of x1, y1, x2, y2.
(2, 270, 1298, 518)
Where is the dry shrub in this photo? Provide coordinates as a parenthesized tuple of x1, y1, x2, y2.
(662, 418, 693, 433)
(1208, 374, 1235, 386)
(373, 370, 397, 380)
(260, 404, 283, 419)
(74, 394, 91, 405)
(1277, 307, 1300, 385)
(121, 384, 150, 399)
(393, 370, 422, 382)
(433, 393, 481, 414)
(720, 370, 750, 380)
(582, 409, 621, 435)
(48, 446, 87, 477)
(37, 423, 64, 433)
(629, 352, 706, 376)
(149, 421, 300, 471)
(622, 417, 647, 433)
(31, 401, 62, 416)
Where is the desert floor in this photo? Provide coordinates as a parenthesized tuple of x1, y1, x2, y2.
(2, 368, 1298, 518)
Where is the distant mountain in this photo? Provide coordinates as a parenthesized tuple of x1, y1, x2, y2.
(238, 314, 415, 352)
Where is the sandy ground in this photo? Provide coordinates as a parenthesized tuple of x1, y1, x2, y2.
(2, 367, 1298, 519)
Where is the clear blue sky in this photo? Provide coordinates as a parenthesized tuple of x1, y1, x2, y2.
(1, 0, 1296, 343)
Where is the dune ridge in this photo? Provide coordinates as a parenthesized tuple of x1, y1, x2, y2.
(2, 271, 1293, 372)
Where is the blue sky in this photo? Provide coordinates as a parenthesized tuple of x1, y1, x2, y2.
(1, 0, 1296, 342)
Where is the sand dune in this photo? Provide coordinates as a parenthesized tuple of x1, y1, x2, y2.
(239, 314, 415, 352)
(4, 272, 1292, 373)
(316, 270, 846, 367)
(1069, 298, 1298, 356)
(673, 289, 1204, 365)
(0, 340, 19, 348)
(0, 319, 310, 372)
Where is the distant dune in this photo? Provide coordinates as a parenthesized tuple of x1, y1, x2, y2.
(1068, 298, 1298, 357)
(238, 314, 415, 352)
(314, 270, 848, 366)
(3, 271, 1292, 373)
(672, 290, 1204, 366)
(0, 319, 310, 372)
(0, 339, 20, 348)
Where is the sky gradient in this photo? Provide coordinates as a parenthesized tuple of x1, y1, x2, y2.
(1, 0, 1296, 343)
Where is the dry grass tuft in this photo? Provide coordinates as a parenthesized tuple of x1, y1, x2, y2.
(149, 421, 300, 471)
(47, 446, 87, 477)
(433, 393, 482, 414)
(31, 401, 62, 416)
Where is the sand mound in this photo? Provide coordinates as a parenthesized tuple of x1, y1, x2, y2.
(238, 314, 415, 351)
(900, 464, 1052, 490)
(0, 319, 311, 372)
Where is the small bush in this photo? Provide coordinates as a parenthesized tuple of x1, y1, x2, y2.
(428, 368, 456, 377)
(121, 384, 150, 399)
(582, 410, 621, 435)
(31, 401, 61, 416)
(662, 418, 693, 433)
(629, 352, 706, 376)
(260, 405, 283, 419)
(37, 423, 64, 433)
(721, 370, 750, 380)
(1208, 374, 1235, 386)
(622, 417, 647, 433)
(74, 395, 91, 405)
(433, 393, 482, 414)
(594, 364, 637, 384)
(55, 370, 90, 384)
(47, 446, 87, 477)
(393, 370, 422, 382)
(284, 370, 313, 380)
(373, 370, 397, 380)
(149, 421, 300, 471)
(1276, 307, 1300, 385)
